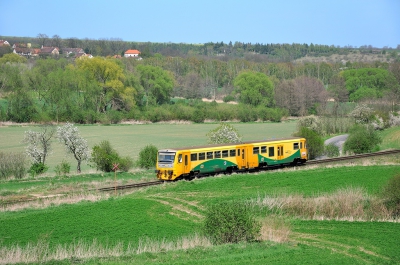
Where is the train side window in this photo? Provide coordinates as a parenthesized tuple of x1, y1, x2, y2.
(215, 151, 221, 158)
(269, 147, 275, 157)
(207, 152, 213, 159)
(294, 143, 299, 150)
(178, 154, 182, 163)
(191, 153, 197, 161)
(300, 142, 303, 149)
(230, 149, 236, 157)
(199, 152, 205, 160)
(237, 149, 241, 156)
(222, 150, 229, 158)
(253, 147, 259, 154)
(261, 146, 267, 153)
(185, 155, 188, 166)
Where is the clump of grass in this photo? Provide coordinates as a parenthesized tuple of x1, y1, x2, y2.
(251, 187, 395, 221)
(257, 216, 291, 243)
(0, 193, 109, 212)
(0, 234, 212, 265)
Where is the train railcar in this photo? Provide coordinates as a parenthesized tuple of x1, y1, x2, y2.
(156, 137, 307, 181)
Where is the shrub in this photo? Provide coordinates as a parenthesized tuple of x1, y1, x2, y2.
(191, 108, 205, 123)
(0, 152, 27, 179)
(202, 200, 261, 244)
(381, 174, 400, 217)
(294, 126, 324, 159)
(343, 124, 381, 154)
(28, 162, 48, 177)
(325, 143, 340, 157)
(90, 140, 132, 172)
(137, 144, 158, 169)
(54, 160, 71, 176)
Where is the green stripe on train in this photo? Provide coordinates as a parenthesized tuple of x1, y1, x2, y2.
(193, 159, 238, 174)
(259, 149, 301, 165)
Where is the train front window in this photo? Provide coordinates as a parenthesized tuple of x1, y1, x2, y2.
(158, 152, 176, 162)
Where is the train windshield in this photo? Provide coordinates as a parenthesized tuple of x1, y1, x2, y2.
(158, 152, 176, 163)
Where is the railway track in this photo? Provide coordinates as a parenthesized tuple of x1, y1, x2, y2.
(306, 149, 400, 165)
(97, 149, 400, 192)
(97, 180, 164, 192)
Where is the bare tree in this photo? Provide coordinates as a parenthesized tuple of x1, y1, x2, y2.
(51, 34, 62, 48)
(36, 33, 49, 47)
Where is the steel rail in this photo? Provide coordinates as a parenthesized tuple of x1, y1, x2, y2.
(97, 180, 164, 192)
(306, 149, 400, 165)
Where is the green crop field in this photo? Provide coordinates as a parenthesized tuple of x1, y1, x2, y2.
(0, 122, 297, 173)
(1, 123, 400, 264)
(1, 164, 399, 264)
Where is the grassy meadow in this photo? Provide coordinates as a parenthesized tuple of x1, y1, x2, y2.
(1, 165, 400, 264)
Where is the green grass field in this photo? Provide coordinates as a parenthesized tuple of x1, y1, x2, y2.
(0, 122, 297, 173)
(1, 123, 400, 264)
(1, 165, 399, 264)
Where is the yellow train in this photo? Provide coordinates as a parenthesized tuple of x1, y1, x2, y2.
(156, 137, 307, 181)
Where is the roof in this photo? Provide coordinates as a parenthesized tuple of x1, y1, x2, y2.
(40, 47, 59, 54)
(159, 137, 305, 152)
(0, 40, 10, 46)
(125, 49, 140, 54)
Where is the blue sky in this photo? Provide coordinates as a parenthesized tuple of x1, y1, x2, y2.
(1, 0, 399, 48)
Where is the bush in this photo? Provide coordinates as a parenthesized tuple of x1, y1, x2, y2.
(137, 144, 158, 169)
(343, 124, 381, 154)
(0, 152, 27, 179)
(202, 201, 261, 244)
(325, 143, 340, 157)
(28, 162, 48, 177)
(54, 160, 71, 176)
(90, 140, 132, 172)
(294, 126, 324, 159)
(381, 174, 400, 217)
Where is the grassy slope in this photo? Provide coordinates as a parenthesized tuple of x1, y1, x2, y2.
(1, 165, 399, 264)
(379, 126, 400, 149)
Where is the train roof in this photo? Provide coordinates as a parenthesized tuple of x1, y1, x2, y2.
(158, 137, 305, 152)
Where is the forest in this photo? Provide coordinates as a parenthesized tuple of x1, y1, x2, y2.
(0, 35, 400, 125)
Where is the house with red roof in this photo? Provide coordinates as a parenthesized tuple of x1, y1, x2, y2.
(0, 40, 10, 46)
(124, 49, 141, 58)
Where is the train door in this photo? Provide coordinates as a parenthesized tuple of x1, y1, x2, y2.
(237, 147, 246, 169)
(277, 145, 284, 161)
(179, 152, 190, 174)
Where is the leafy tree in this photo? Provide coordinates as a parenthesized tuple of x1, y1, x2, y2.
(202, 201, 261, 244)
(137, 65, 175, 105)
(294, 126, 324, 160)
(206, 123, 242, 144)
(341, 68, 399, 101)
(23, 125, 55, 165)
(0, 53, 27, 64)
(56, 123, 90, 173)
(137, 144, 158, 169)
(76, 57, 131, 112)
(343, 124, 381, 154)
(233, 71, 274, 106)
(7, 91, 38, 122)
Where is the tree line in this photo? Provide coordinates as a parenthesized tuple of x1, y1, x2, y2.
(2, 34, 399, 61)
(1, 50, 399, 124)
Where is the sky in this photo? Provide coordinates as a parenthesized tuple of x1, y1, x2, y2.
(0, 0, 399, 48)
